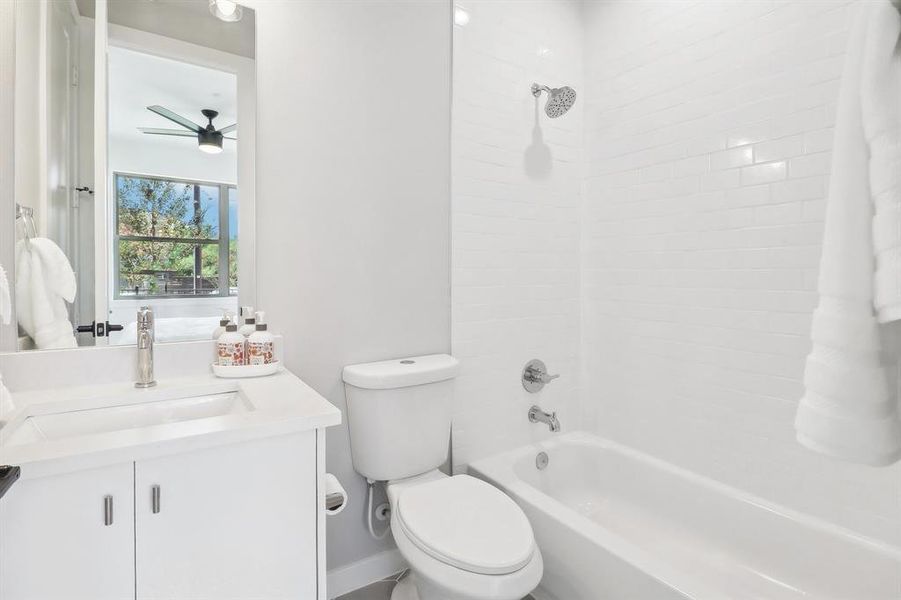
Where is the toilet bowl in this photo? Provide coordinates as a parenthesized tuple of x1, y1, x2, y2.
(342, 355, 543, 600)
(386, 472, 543, 600)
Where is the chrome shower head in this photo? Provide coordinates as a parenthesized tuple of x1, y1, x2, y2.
(531, 83, 577, 118)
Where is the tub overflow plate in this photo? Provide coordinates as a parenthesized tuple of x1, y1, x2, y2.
(536, 451, 549, 470)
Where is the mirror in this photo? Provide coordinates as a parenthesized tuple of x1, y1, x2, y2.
(2, 0, 255, 352)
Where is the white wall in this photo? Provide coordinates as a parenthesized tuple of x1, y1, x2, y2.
(451, 0, 583, 468)
(108, 135, 237, 185)
(582, 0, 901, 546)
(250, 0, 451, 574)
(106, 35, 240, 184)
(75, 15, 96, 333)
(13, 0, 41, 230)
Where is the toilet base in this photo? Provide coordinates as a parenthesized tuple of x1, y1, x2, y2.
(390, 575, 420, 600)
(391, 570, 487, 600)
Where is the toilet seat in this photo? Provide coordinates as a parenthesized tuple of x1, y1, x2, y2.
(395, 475, 535, 576)
(390, 505, 544, 600)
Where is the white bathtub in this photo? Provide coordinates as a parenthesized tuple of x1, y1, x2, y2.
(469, 432, 901, 600)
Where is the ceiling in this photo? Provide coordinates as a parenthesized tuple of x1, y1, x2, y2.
(75, 0, 255, 59)
(108, 45, 238, 155)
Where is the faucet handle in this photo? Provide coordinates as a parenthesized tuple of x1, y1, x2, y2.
(522, 359, 559, 392)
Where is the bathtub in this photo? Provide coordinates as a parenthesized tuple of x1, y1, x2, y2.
(469, 432, 901, 600)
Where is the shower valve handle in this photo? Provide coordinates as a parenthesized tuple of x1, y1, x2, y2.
(522, 359, 559, 392)
(525, 367, 559, 384)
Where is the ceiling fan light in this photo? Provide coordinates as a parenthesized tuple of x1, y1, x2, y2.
(198, 129, 224, 154)
(209, 0, 243, 22)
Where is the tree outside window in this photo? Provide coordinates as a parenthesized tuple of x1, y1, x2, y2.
(115, 173, 238, 298)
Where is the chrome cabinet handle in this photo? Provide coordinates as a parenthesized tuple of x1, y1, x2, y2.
(151, 485, 160, 514)
(103, 495, 113, 526)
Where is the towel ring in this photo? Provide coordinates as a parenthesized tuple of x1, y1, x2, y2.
(15, 203, 36, 242)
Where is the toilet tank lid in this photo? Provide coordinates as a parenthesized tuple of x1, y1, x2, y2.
(343, 354, 460, 389)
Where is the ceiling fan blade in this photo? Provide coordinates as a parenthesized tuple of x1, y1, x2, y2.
(218, 123, 237, 134)
(138, 127, 197, 137)
(147, 105, 202, 132)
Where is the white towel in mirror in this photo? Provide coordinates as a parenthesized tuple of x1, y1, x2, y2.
(15, 238, 77, 349)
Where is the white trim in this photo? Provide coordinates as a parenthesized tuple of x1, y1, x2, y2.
(530, 586, 556, 600)
(36, 0, 48, 235)
(0, 0, 15, 351)
(326, 549, 407, 599)
(316, 429, 327, 600)
(93, 0, 110, 345)
(108, 22, 250, 75)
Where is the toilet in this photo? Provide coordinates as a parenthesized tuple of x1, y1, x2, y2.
(343, 354, 543, 600)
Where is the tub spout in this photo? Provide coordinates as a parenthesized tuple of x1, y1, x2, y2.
(528, 405, 560, 433)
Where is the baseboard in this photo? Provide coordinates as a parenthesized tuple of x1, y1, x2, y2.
(531, 586, 557, 600)
(327, 549, 407, 599)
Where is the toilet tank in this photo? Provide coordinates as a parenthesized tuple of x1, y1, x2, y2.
(343, 354, 460, 482)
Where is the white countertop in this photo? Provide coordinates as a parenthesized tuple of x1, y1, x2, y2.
(0, 367, 341, 479)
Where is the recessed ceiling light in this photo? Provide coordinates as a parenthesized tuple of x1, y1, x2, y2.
(454, 5, 470, 27)
(209, 0, 243, 22)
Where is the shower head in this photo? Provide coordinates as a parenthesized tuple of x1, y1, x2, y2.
(531, 83, 577, 118)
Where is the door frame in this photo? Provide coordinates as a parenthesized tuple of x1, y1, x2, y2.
(93, 0, 109, 345)
(0, 2, 16, 351)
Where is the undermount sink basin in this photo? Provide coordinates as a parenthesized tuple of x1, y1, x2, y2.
(5, 391, 253, 446)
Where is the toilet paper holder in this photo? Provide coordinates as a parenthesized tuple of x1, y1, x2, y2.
(324, 473, 348, 516)
(325, 491, 344, 512)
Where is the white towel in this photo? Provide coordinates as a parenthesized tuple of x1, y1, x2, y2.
(796, 2, 901, 466)
(867, 2, 901, 322)
(0, 264, 10, 326)
(15, 238, 78, 350)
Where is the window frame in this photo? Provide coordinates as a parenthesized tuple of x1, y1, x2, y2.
(112, 171, 236, 300)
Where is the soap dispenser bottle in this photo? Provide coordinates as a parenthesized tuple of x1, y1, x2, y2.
(239, 306, 256, 338)
(212, 312, 231, 340)
(217, 322, 246, 366)
(248, 311, 275, 365)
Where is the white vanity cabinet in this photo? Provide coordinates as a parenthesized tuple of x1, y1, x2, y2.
(0, 462, 136, 600)
(0, 431, 321, 600)
(134, 432, 318, 600)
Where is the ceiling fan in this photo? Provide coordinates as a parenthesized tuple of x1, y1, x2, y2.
(138, 105, 236, 154)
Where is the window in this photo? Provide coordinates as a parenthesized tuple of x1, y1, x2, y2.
(114, 173, 238, 298)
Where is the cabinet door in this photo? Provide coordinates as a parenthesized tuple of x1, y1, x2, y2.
(135, 432, 318, 600)
(0, 463, 135, 600)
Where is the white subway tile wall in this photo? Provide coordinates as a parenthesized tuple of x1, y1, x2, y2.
(582, 0, 900, 545)
(452, 0, 584, 468)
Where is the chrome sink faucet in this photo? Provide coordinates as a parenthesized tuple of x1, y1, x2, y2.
(528, 405, 561, 433)
(135, 306, 156, 388)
